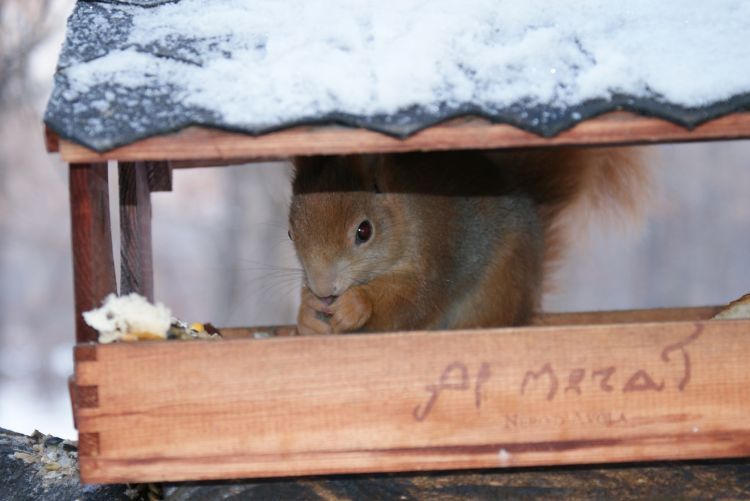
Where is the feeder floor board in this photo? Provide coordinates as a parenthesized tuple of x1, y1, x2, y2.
(50, 111, 750, 164)
(72, 317, 750, 484)
(220, 306, 725, 339)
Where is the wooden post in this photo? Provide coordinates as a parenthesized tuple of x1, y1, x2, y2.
(69, 163, 117, 343)
(145, 161, 173, 192)
(118, 162, 154, 301)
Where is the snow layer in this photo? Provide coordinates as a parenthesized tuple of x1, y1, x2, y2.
(46, 0, 750, 149)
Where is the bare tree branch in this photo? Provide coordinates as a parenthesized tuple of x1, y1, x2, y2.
(0, 0, 53, 107)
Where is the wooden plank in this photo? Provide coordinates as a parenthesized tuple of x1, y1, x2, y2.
(68, 376, 79, 429)
(118, 162, 154, 301)
(534, 305, 722, 326)
(220, 325, 297, 339)
(56, 111, 750, 163)
(74, 318, 750, 483)
(219, 306, 723, 339)
(167, 158, 260, 169)
(45, 125, 60, 152)
(69, 163, 117, 343)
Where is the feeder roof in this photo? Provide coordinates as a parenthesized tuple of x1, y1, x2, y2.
(45, 0, 750, 152)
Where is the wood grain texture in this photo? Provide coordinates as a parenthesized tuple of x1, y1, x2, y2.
(534, 306, 722, 326)
(118, 162, 154, 301)
(146, 161, 173, 192)
(69, 163, 117, 343)
(55, 112, 750, 163)
(68, 376, 79, 429)
(74, 318, 750, 483)
(45, 125, 60, 152)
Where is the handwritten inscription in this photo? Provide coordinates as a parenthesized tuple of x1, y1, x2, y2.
(661, 324, 703, 390)
(592, 366, 616, 392)
(520, 362, 557, 401)
(565, 368, 586, 395)
(413, 362, 490, 421)
(414, 326, 703, 422)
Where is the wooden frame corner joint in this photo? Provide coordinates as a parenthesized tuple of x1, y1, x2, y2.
(78, 432, 101, 458)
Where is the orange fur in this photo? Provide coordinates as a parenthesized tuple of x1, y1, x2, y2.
(289, 148, 643, 334)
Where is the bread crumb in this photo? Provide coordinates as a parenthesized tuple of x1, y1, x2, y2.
(83, 293, 171, 343)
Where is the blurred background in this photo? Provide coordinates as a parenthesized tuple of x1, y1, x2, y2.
(1, 0, 748, 440)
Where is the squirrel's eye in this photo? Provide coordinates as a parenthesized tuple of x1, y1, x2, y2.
(287, 230, 293, 241)
(355, 220, 372, 245)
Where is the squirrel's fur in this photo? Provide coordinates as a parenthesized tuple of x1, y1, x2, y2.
(289, 148, 643, 334)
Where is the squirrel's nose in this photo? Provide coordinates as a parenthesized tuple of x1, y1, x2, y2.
(308, 276, 339, 298)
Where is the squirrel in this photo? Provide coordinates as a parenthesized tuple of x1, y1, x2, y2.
(288, 148, 643, 335)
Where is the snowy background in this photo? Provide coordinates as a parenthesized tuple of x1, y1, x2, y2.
(1, 0, 750, 440)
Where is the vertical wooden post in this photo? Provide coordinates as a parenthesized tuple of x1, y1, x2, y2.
(118, 162, 155, 301)
(146, 161, 173, 192)
(69, 163, 117, 343)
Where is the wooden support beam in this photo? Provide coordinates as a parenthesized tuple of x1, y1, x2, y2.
(145, 161, 173, 192)
(45, 125, 60, 153)
(73, 318, 750, 483)
(69, 163, 117, 343)
(118, 162, 154, 301)
(55, 111, 750, 164)
(167, 158, 260, 169)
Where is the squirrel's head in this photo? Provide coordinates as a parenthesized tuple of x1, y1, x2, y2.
(288, 155, 408, 299)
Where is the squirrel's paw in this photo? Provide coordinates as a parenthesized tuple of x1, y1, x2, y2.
(330, 288, 372, 333)
(297, 287, 332, 335)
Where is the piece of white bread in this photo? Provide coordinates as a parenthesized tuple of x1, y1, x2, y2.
(83, 293, 172, 343)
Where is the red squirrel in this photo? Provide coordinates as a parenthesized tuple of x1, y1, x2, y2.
(288, 149, 643, 334)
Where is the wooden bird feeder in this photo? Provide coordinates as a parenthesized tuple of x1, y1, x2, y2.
(47, 0, 750, 485)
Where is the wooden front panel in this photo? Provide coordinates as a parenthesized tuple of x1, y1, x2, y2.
(74, 319, 750, 483)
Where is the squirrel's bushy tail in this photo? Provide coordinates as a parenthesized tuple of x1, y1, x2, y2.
(486, 147, 647, 283)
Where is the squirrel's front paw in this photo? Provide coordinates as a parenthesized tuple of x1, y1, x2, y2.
(329, 288, 372, 333)
(297, 287, 332, 335)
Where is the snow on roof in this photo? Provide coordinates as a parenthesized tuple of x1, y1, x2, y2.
(45, 0, 750, 151)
